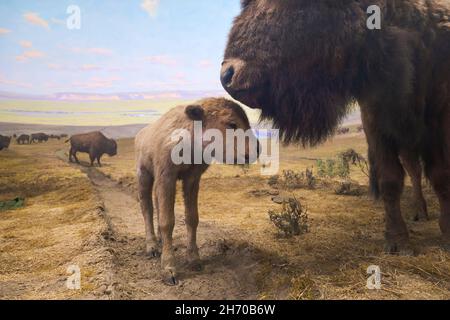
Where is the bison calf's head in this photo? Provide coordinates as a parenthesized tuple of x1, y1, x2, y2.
(181, 98, 260, 165)
(222, 0, 365, 145)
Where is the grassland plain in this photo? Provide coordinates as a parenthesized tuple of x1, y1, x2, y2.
(1, 130, 449, 299)
(0, 140, 114, 299)
(75, 132, 450, 299)
(0, 99, 261, 127)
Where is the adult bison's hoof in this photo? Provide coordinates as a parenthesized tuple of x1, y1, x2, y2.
(384, 240, 414, 256)
(162, 269, 179, 286)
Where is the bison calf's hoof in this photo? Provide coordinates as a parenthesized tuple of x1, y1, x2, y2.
(162, 269, 179, 286)
(145, 244, 160, 258)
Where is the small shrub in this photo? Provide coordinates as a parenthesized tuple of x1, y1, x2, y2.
(334, 181, 363, 196)
(316, 159, 326, 178)
(280, 169, 316, 190)
(268, 197, 309, 237)
(268, 175, 279, 187)
(338, 149, 369, 178)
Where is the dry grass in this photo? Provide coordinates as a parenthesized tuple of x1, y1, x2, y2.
(95, 133, 450, 300)
(0, 141, 113, 299)
(2, 132, 449, 300)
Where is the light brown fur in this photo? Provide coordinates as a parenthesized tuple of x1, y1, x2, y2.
(135, 97, 258, 285)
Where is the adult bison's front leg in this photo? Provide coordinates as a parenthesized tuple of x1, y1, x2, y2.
(182, 175, 202, 271)
(376, 147, 413, 255)
(155, 172, 177, 285)
(400, 151, 428, 221)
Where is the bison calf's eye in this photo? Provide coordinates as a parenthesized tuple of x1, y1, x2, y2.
(227, 123, 238, 130)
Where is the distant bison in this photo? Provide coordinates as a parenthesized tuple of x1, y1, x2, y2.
(337, 127, 350, 135)
(16, 134, 30, 145)
(30, 133, 49, 143)
(49, 134, 61, 140)
(67, 131, 117, 167)
(0, 135, 11, 151)
(222, 0, 450, 253)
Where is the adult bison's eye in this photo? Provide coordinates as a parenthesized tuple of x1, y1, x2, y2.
(227, 122, 238, 130)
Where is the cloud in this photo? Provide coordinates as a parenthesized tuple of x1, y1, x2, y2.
(16, 50, 45, 62)
(72, 76, 121, 89)
(81, 64, 101, 71)
(51, 18, 66, 26)
(0, 28, 11, 35)
(23, 12, 50, 29)
(144, 55, 177, 66)
(47, 63, 62, 70)
(199, 59, 213, 68)
(19, 40, 33, 48)
(0, 74, 31, 88)
(71, 47, 113, 56)
(141, 0, 160, 18)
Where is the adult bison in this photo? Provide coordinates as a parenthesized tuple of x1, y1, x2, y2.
(30, 133, 49, 143)
(67, 131, 117, 167)
(221, 0, 450, 253)
(16, 134, 30, 145)
(0, 135, 11, 151)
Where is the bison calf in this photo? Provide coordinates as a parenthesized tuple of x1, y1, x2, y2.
(135, 98, 259, 285)
(68, 131, 117, 167)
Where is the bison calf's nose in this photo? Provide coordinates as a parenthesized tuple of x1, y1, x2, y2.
(220, 65, 235, 88)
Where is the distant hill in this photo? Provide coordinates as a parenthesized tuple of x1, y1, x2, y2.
(0, 90, 226, 102)
(0, 122, 146, 139)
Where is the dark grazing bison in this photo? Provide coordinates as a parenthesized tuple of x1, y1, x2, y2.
(222, 0, 450, 253)
(0, 135, 11, 151)
(16, 134, 30, 145)
(30, 133, 49, 143)
(67, 131, 117, 167)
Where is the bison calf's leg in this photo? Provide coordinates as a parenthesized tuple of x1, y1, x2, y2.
(155, 174, 177, 285)
(97, 156, 102, 167)
(183, 175, 202, 271)
(400, 152, 428, 221)
(137, 168, 159, 257)
(378, 153, 413, 255)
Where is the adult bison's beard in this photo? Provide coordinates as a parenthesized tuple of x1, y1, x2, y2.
(259, 69, 352, 146)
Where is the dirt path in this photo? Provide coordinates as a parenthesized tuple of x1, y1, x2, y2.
(56, 150, 262, 300)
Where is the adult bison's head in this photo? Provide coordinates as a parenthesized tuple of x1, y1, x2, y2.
(221, 0, 367, 145)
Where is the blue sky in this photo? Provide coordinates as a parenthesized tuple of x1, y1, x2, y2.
(0, 0, 241, 95)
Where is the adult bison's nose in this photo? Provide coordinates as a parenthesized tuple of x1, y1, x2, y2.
(220, 65, 235, 89)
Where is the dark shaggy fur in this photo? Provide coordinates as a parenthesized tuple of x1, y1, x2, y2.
(222, 0, 450, 252)
(17, 134, 30, 145)
(0, 135, 11, 151)
(30, 133, 49, 143)
(67, 131, 117, 167)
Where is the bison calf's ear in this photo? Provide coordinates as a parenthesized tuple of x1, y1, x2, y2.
(185, 105, 204, 121)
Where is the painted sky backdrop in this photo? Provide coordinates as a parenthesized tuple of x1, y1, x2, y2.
(0, 0, 241, 95)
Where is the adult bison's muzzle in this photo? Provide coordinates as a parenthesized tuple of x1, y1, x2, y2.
(220, 58, 268, 109)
